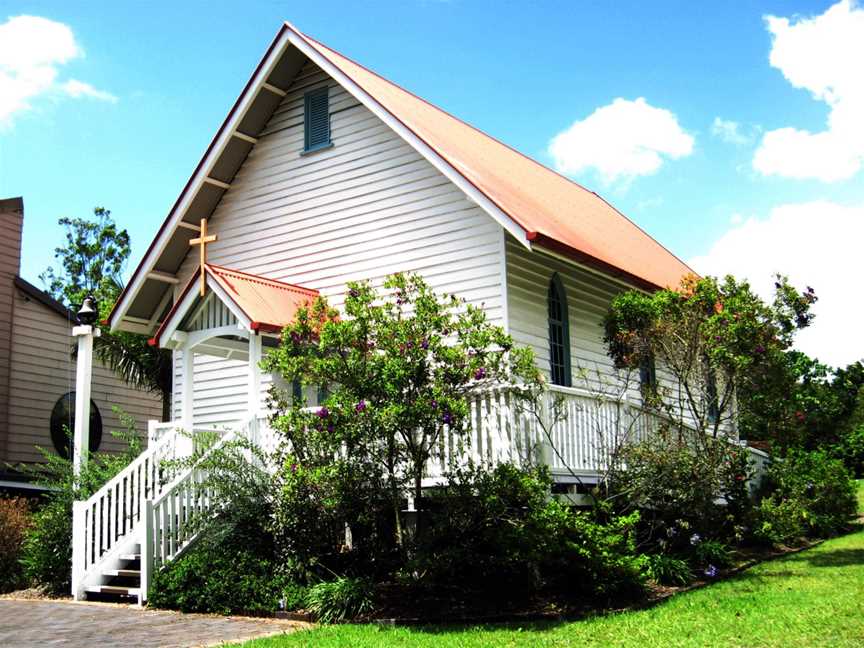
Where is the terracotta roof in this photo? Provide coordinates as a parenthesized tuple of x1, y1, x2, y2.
(207, 264, 319, 332)
(293, 27, 694, 290)
(150, 265, 318, 345)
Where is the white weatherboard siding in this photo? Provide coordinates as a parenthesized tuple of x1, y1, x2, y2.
(505, 239, 629, 393)
(8, 291, 163, 464)
(172, 60, 506, 427)
(506, 241, 726, 435)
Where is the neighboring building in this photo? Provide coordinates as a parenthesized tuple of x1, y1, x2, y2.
(0, 197, 163, 493)
(74, 23, 761, 603)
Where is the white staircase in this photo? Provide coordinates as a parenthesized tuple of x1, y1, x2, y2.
(71, 418, 268, 605)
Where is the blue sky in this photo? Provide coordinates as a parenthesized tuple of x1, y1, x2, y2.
(1, 1, 863, 366)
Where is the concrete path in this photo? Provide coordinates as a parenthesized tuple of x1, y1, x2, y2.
(0, 599, 307, 648)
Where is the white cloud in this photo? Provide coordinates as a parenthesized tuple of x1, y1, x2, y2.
(689, 201, 864, 368)
(61, 79, 117, 103)
(548, 97, 694, 184)
(0, 15, 116, 126)
(711, 117, 753, 146)
(753, 1, 864, 182)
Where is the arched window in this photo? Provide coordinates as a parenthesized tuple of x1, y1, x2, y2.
(547, 274, 572, 387)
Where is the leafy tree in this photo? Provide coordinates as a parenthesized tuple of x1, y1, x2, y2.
(40, 208, 172, 418)
(40, 208, 130, 309)
(603, 274, 816, 439)
(263, 273, 541, 546)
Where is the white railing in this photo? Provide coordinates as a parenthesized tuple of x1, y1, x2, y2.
(429, 385, 667, 480)
(72, 426, 183, 599)
(140, 417, 273, 601)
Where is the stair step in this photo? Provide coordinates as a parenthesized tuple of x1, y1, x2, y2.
(102, 569, 141, 578)
(119, 553, 141, 561)
(85, 585, 140, 597)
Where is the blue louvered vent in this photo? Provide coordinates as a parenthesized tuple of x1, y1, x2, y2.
(304, 86, 331, 152)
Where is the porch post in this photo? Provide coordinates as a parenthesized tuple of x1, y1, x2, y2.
(182, 347, 194, 432)
(247, 333, 262, 444)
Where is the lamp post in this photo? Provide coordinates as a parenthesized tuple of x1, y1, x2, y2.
(72, 295, 100, 479)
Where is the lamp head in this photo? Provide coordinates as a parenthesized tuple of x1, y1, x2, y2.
(76, 295, 98, 326)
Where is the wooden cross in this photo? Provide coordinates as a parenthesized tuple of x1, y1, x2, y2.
(189, 218, 217, 296)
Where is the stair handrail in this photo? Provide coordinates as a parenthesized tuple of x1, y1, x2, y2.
(141, 419, 257, 602)
(72, 424, 183, 599)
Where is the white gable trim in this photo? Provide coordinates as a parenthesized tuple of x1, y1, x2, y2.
(156, 274, 254, 349)
(109, 30, 294, 331)
(110, 24, 530, 332)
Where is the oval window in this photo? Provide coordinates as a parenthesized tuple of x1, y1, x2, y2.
(49, 392, 103, 460)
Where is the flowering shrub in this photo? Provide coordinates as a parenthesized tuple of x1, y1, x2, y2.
(604, 274, 816, 439)
(264, 272, 540, 552)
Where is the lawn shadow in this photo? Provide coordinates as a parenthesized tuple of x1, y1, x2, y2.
(793, 547, 864, 568)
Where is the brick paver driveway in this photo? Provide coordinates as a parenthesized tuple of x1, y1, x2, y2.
(0, 599, 307, 648)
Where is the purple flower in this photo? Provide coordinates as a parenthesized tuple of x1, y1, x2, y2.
(755, 345, 765, 354)
(348, 287, 360, 298)
(355, 400, 367, 413)
(704, 565, 718, 578)
(430, 399, 438, 410)
(317, 406, 329, 419)
(690, 533, 702, 546)
(290, 463, 298, 474)
(442, 412, 453, 425)
(474, 367, 487, 380)
(327, 423, 334, 433)
(421, 338, 429, 350)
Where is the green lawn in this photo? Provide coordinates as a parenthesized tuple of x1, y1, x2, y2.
(238, 483, 864, 648)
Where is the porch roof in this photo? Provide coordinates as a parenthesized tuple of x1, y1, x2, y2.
(149, 264, 318, 347)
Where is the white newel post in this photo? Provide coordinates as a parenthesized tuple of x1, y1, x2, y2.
(247, 333, 262, 447)
(72, 323, 100, 477)
(141, 499, 154, 605)
(71, 500, 86, 600)
(71, 296, 99, 601)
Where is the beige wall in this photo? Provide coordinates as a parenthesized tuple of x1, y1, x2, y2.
(6, 288, 163, 465)
(0, 198, 24, 464)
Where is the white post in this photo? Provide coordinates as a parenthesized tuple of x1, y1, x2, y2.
(140, 500, 154, 606)
(181, 347, 195, 432)
(71, 324, 99, 477)
(71, 500, 86, 600)
(247, 333, 262, 445)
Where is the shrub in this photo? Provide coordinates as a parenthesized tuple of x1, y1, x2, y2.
(150, 434, 291, 615)
(608, 432, 752, 550)
(645, 554, 691, 586)
(0, 498, 31, 593)
(691, 539, 733, 569)
(835, 424, 864, 478)
(752, 496, 808, 546)
(754, 448, 856, 543)
(149, 540, 288, 615)
(19, 416, 141, 594)
(281, 581, 309, 612)
(538, 504, 647, 600)
(271, 457, 395, 582)
(306, 576, 375, 624)
(411, 463, 647, 602)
